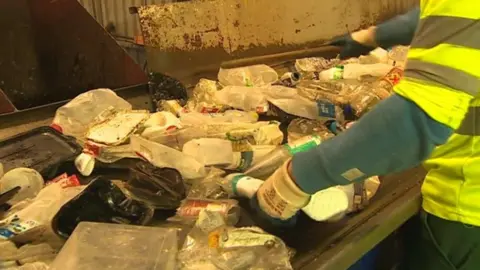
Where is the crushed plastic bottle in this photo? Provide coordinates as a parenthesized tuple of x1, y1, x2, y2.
(183, 138, 276, 171)
(215, 86, 269, 113)
(244, 135, 322, 179)
(145, 122, 283, 150)
(287, 118, 335, 143)
(347, 67, 402, 117)
(187, 78, 225, 113)
(218, 65, 278, 87)
(179, 110, 258, 125)
(317, 63, 393, 81)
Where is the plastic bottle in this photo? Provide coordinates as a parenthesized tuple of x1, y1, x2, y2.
(318, 63, 393, 81)
(179, 110, 258, 125)
(347, 67, 402, 117)
(183, 139, 276, 171)
(244, 135, 322, 179)
(287, 118, 335, 143)
(221, 174, 265, 199)
(215, 86, 269, 113)
(217, 64, 278, 87)
(276, 72, 301, 87)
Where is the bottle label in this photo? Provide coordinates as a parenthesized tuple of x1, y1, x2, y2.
(0, 216, 40, 240)
(316, 100, 337, 119)
(284, 135, 322, 155)
(332, 66, 344, 80)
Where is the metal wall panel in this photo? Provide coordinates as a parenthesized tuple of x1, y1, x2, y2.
(77, 0, 175, 65)
(137, 0, 418, 85)
(78, 0, 174, 38)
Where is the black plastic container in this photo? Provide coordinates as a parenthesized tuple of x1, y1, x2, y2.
(0, 126, 82, 178)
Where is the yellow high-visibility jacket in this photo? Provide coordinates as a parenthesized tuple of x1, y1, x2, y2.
(394, 0, 480, 225)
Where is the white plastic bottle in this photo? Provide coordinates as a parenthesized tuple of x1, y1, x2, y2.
(222, 174, 265, 198)
(183, 139, 276, 171)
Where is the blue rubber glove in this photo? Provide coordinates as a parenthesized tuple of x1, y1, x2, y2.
(331, 7, 420, 59)
(292, 94, 453, 194)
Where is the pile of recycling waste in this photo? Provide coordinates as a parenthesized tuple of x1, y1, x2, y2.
(0, 46, 408, 269)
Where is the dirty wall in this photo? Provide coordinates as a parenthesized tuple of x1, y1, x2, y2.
(136, 0, 418, 85)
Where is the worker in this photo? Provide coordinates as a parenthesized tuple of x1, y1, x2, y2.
(250, 2, 480, 269)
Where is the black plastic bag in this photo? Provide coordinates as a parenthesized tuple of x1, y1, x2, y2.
(125, 162, 186, 209)
(51, 177, 154, 238)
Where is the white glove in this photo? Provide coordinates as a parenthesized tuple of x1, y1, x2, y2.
(256, 159, 310, 220)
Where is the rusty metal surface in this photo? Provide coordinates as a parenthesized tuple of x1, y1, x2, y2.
(0, 0, 148, 113)
(137, 0, 418, 83)
(78, 0, 175, 39)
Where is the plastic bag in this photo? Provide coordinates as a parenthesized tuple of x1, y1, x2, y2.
(218, 65, 278, 87)
(130, 135, 207, 180)
(0, 183, 84, 247)
(51, 89, 132, 139)
(125, 161, 186, 209)
(51, 178, 154, 238)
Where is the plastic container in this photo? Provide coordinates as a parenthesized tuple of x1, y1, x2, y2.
(0, 168, 44, 205)
(50, 222, 178, 270)
(0, 126, 82, 178)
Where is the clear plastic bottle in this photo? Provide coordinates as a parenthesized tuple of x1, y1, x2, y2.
(244, 135, 322, 179)
(347, 67, 402, 117)
(179, 110, 258, 125)
(287, 118, 335, 143)
(318, 63, 393, 81)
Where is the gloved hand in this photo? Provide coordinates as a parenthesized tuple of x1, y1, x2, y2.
(331, 7, 420, 60)
(330, 27, 378, 59)
(250, 159, 311, 227)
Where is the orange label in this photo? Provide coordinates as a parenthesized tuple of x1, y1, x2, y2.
(208, 230, 221, 248)
(382, 67, 403, 86)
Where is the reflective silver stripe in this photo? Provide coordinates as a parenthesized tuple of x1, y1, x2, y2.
(404, 60, 480, 96)
(456, 106, 480, 136)
(411, 16, 480, 49)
